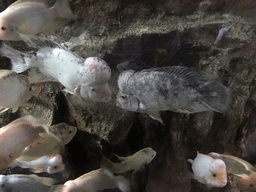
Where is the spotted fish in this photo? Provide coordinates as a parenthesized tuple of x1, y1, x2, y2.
(116, 66, 231, 124)
(0, 38, 112, 102)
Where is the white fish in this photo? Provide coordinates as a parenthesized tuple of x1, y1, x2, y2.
(0, 39, 112, 102)
(101, 147, 157, 174)
(11, 154, 64, 174)
(63, 168, 131, 192)
(0, 0, 74, 41)
(0, 70, 31, 113)
(188, 152, 227, 188)
(0, 174, 59, 192)
(0, 118, 46, 171)
(116, 66, 231, 124)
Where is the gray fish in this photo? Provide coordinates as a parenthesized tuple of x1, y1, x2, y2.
(0, 174, 59, 192)
(0, 38, 112, 102)
(63, 168, 131, 192)
(101, 147, 157, 174)
(0, 0, 74, 41)
(0, 70, 31, 113)
(116, 66, 231, 124)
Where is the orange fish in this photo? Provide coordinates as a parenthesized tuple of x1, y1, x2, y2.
(188, 152, 227, 188)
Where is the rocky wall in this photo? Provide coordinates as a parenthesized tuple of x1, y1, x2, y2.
(1, 0, 256, 191)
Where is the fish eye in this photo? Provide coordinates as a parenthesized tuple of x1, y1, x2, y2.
(69, 130, 72, 134)
(212, 173, 217, 177)
(91, 88, 95, 91)
(121, 95, 127, 99)
(1, 27, 6, 30)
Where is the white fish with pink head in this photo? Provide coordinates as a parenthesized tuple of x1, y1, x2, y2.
(0, 38, 112, 102)
(0, 69, 31, 113)
(11, 154, 65, 174)
(188, 152, 227, 188)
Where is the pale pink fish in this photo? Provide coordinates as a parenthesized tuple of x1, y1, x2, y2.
(63, 168, 131, 192)
(0, 70, 31, 113)
(0, 38, 112, 102)
(11, 154, 64, 174)
(18, 122, 76, 161)
(188, 152, 227, 188)
(0, 0, 74, 41)
(0, 120, 46, 171)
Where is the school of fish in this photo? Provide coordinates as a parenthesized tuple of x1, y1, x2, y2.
(1, 0, 253, 192)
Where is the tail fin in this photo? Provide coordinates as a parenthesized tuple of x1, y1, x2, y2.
(197, 81, 231, 113)
(0, 42, 31, 73)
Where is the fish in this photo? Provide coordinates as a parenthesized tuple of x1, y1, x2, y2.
(12, 116, 76, 161)
(117, 60, 150, 72)
(10, 154, 64, 174)
(47, 123, 77, 145)
(0, 38, 112, 102)
(235, 172, 256, 192)
(208, 152, 256, 176)
(0, 70, 31, 113)
(18, 130, 64, 161)
(0, 117, 46, 171)
(0, 174, 60, 192)
(101, 147, 157, 174)
(116, 66, 231, 124)
(188, 152, 227, 188)
(0, 0, 74, 41)
(63, 168, 131, 192)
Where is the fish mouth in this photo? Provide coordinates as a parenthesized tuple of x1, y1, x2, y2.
(116, 101, 122, 108)
(101, 96, 111, 102)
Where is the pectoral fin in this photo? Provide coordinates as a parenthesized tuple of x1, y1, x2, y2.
(147, 111, 164, 125)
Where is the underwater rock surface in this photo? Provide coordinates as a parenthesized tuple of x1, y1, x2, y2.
(1, 0, 256, 191)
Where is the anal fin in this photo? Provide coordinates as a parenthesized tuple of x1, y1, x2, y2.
(147, 111, 164, 125)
